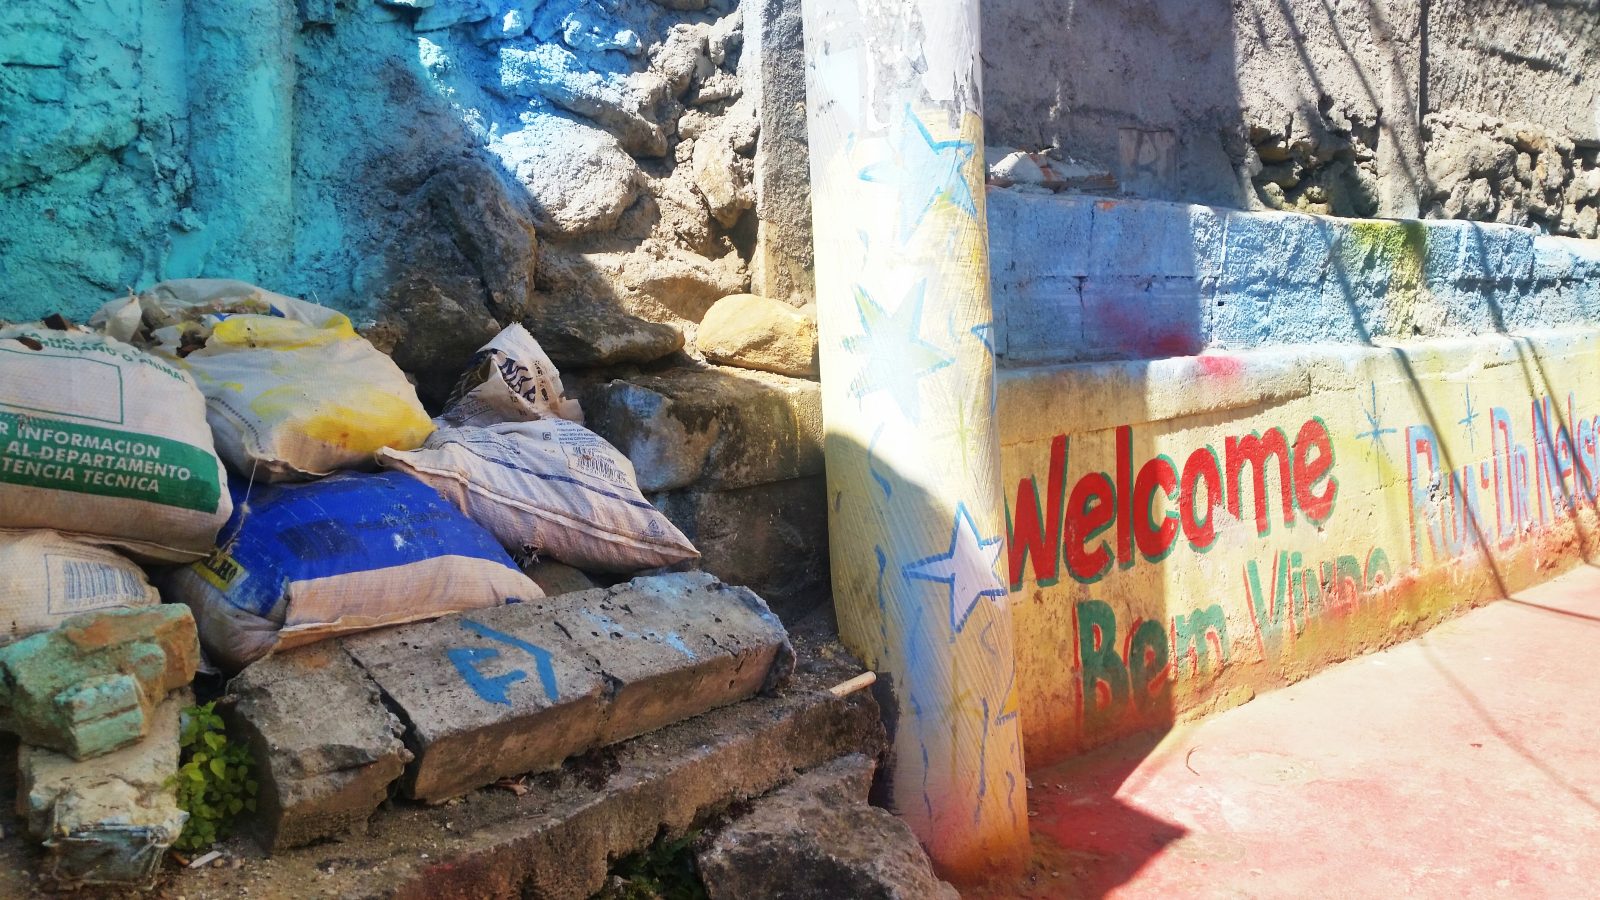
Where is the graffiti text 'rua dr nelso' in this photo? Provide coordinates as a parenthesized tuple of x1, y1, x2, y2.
(1006, 417, 1337, 590)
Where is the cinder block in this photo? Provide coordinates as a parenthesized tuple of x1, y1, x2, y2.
(0, 606, 198, 760)
(223, 643, 412, 851)
(19, 690, 188, 888)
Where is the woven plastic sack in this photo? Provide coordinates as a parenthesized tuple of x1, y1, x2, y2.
(0, 325, 231, 562)
(0, 530, 160, 645)
(378, 419, 698, 573)
(440, 324, 584, 427)
(93, 280, 434, 482)
(163, 471, 543, 672)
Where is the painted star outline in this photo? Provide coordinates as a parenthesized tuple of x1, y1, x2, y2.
(902, 502, 1006, 635)
(841, 281, 953, 422)
(859, 105, 977, 243)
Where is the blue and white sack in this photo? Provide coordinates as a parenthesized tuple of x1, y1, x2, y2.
(164, 471, 542, 672)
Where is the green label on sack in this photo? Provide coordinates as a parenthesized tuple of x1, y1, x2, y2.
(0, 412, 222, 513)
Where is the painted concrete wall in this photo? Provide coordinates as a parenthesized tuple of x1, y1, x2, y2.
(993, 196, 1600, 765)
(988, 190, 1600, 367)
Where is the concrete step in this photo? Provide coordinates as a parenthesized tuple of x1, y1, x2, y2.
(0, 616, 884, 899)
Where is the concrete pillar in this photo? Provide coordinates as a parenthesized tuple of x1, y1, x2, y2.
(801, 0, 1029, 881)
(183, 0, 297, 282)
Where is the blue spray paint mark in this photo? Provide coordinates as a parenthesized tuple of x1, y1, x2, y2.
(972, 696, 991, 826)
(455, 618, 560, 703)
(902, 502, 1005, 635)
(1459, 384, 1480, 451)
(868, 424, 894, 498)
(446, 647, 526, 707)
(1357, 381, 1397, 457)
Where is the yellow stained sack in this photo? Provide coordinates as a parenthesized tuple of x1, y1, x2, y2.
(94, 280, 433, 481)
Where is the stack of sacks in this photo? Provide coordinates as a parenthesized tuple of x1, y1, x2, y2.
(378, 324, 701, 574)
(86, 280, 541, 672)
(0, 319, 230, 648)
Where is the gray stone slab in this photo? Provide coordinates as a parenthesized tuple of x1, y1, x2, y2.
(341, 601, 609, 804)
(342, 573, 794, 804)
(552, 572, 796, 745)
(18, 689, 188, 888)
(224, 643, 411, 851)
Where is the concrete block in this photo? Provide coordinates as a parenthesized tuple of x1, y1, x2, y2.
(1422, 218, 1536, 285)
(1080, 275, 1208, 359)
(994, 272, 1081, 366)
(343, 572, 795, 803)
(551, 572, 796, 744)
(986, 189, 1093, 279)
(577, 366, 822, 493)
(1087, 198, 1221, 279)
(696, 754, 959, 900)
(223, 643, 412, 851)
(342, 602, 607, 804)
(652, 477, 829, 623)
(0, 606, 198, 760)
(245, 641, 884, 900)
(18, 689, 188, 888)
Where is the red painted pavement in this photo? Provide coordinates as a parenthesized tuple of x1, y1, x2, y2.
(970, 564, 1600, 899)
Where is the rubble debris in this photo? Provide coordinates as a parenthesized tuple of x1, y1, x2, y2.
(340, 571, 795, 803)
(17, 689, 189, 888)
(223, 643, 411, 851)
(696, 754, 960, 900)
(0, 606, 198, 760)
(164, 470, 542, 673)
(696, 293, 819, 378)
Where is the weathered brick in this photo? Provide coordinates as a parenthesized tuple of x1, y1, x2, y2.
(0, 606, 198, 760)
(223, 642, 411, 851)
(18, 689, 188, 888)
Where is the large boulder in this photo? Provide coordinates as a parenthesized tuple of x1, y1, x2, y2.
(696, 293, 818, 378)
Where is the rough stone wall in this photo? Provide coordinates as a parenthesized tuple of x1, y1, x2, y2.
(0, 0, 815, 396)
(981, 0, 1600, 235)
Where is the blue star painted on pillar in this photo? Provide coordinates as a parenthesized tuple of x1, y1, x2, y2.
(841, 281, 953, 422)
(1356, 381, 1397, 458)
(859, 105, 977, 243)
(969, 321, 996, 354)
(903, 502, 1006, 634)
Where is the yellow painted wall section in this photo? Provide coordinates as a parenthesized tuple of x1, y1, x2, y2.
(999, 330, 1600, 764)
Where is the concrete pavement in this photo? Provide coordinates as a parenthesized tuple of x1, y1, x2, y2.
(974, 563, 1600, 899)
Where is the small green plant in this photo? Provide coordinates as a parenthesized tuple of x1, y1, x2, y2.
(602, 831, 708, 900)
(171, 701, 258, 852)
